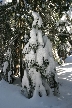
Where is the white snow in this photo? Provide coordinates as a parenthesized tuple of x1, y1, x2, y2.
(32, 11, 43, 27)
(0, 60, 72, 108)
(48, 57, 56, 72)
(28, 49, 35, 64)
(38, 16, 43, 27)
(32, 11, 39, 27)
(24, 54, 29, 62)
(29, 28, 37, 45)
(28, 68, 36, 86)
(61, 14, 67, 21)
(45, 39, 53, 57)
(22, 70, 30, 91)
(33, 71, 46, 97)
(8, 70, 12, 83)
(65, 55, 72, 63)
(65, 41, 71, 52)
(57, 7, 72, 34)
(32, 11, 39, 20)
(37, 30, 44, 46)
(2, 0, 12, 5)
(36, 46, 44, 66)
(66, 25, 72, 34)
(22, 42, 29, 54)
(43, 47, 49, 60)
(3, 61, 8, 73)
(67, 9, 72, 19)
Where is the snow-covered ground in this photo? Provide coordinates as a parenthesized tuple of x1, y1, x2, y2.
(65, 55, 72, 63)
(0, 57, 72, 108)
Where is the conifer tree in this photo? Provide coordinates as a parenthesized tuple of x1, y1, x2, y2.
(21, 10, 59, 98)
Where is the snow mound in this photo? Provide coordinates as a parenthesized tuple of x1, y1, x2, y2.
(65, 55, 72, 63)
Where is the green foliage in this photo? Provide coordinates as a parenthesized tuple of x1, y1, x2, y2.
(0, 0, 71, 69)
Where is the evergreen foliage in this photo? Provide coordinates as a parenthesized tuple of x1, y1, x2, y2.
(0, 0, 72, 98)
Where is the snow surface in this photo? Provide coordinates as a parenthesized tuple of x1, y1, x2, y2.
(65, 55, 72, 63)
(36, 46, 44, 66)
(29, 28, 37, 45)
(3, 61, 8, 73)
(0, 57, 72, 108)
(22, 70, 30, 92)
(37, 30, 44, 46)
(2, 0, 12, 5)
(8, 71, 12, 83)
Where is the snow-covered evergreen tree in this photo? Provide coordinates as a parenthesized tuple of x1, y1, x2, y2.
(21, 11, 59, 98)
(56, 5, 72, 61)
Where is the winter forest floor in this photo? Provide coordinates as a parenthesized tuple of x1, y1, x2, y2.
(0, 57, 72, 108)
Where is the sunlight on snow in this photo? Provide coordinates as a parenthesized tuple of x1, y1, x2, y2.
(56, 63, 72, 82)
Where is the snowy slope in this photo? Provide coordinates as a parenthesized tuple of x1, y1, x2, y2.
(0, 64, 72, 108)
(65, 55, 72, 63)
(56, 63, 72, 108)
(0, 63, 72, 108)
